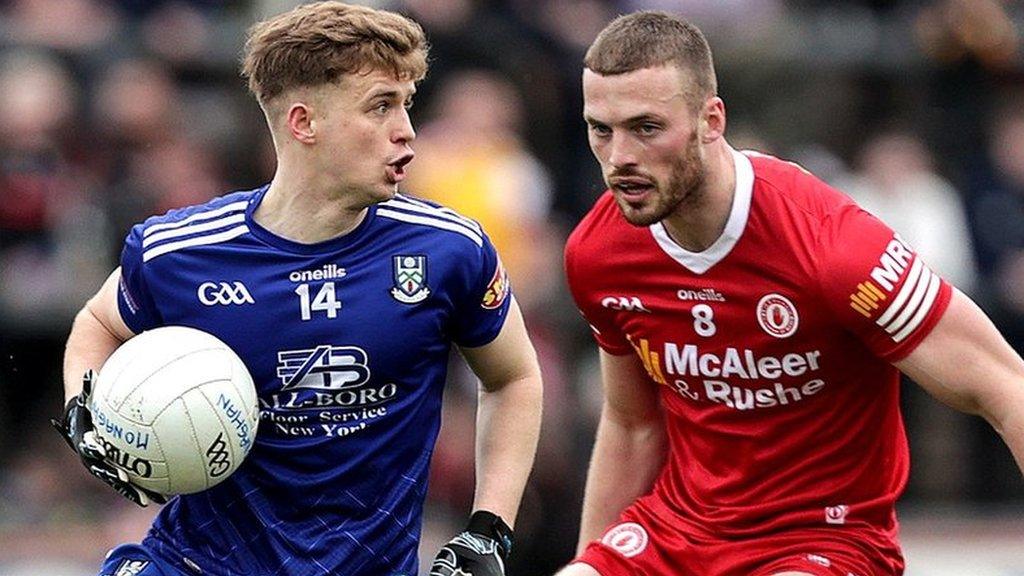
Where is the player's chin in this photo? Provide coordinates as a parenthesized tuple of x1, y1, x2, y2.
(617, 199, 663, 227)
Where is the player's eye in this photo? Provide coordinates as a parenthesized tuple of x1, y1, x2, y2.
(590, 123, 611, 138)
(374, 101, 390, 114)
(636, 123, 660, 136)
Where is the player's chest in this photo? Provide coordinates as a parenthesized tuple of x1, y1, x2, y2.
(153, 252, 452, 363)
(598, 258, 823, 342)
(596, 261, 847, 412)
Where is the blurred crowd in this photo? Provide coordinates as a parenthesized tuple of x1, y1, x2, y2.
(1, 0, 1024, 574)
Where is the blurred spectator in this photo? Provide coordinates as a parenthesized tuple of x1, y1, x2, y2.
(90, 58, 226, 245)
(0, 49, 110, 330)
(406, 69, 558, 311)
(915, 0, 1018, 71)
(399, 0, 581, 213)
(1, 0, 121, 52)
(619, 0, 784, 31)
(970, 107, 1024, 341)
(0, 49, 112, 507)
(846, 129, 979, 296)
(974, 110, 1024, 303)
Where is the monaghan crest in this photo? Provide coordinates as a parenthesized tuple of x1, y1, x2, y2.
(391, 255, 430, 304)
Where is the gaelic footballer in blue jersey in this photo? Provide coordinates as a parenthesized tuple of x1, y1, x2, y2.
(54, 3, 543, 576)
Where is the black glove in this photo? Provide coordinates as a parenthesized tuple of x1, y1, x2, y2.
(51, 370, 167, 507)
(429, 510, 514, 576)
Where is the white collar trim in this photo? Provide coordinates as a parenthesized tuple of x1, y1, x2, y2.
(649, 149, 754, 275)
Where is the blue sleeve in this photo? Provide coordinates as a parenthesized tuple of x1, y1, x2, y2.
(451, 233, 512, 348)
(117, 224, 163, 334)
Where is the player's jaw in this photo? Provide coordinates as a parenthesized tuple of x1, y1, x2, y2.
(606, 165, 704, 227)
(610, 146, 705, 227)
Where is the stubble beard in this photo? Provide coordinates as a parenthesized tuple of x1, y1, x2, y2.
(616, 133, 706, 227)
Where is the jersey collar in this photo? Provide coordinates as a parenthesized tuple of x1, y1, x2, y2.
(649, 148, 753, 275)
(245, 184, 379, 254)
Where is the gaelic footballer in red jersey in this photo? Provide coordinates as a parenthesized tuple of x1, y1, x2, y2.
(558, 11, 1024, 576)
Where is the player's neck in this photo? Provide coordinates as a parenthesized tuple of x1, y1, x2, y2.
(255, 176, 369, 244)
(661, 144, 737, 252)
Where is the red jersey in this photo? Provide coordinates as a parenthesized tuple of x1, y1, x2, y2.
(565, 151, 952, 550)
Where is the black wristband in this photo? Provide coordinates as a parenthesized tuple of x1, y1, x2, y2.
(466, 510, 514, 559)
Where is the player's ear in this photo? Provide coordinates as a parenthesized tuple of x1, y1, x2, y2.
(285, 102, 317, 144)
(700, 96, 726, 143)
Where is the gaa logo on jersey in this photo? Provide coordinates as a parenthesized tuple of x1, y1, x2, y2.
(197, 281, 255, 306)
(756, 293, 799, 338)
(391, 255, 430, 304)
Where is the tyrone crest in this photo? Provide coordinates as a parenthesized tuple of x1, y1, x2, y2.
(391, 255, 430, 304)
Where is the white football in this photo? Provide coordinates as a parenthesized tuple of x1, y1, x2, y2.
(89, 325, 259, 496)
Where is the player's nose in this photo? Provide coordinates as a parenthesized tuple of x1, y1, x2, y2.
(392, 108, 416, 143)
(608, 134, 638, 168)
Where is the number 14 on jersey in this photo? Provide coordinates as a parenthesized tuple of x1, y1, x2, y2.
(295, 282, 341, 320)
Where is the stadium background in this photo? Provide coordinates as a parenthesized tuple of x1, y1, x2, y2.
(1, 0, 1023, 574)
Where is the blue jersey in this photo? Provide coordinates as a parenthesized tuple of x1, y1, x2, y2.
(115, 186, 512, 576)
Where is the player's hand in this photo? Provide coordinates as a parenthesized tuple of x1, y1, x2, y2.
(428, 511, 513, 576)
(50, 370, 167, 507)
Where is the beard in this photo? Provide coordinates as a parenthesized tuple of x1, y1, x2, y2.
(612, 131, 705, 227)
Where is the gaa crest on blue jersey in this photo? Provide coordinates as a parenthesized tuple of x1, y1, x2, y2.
(391, 255, 430, 304)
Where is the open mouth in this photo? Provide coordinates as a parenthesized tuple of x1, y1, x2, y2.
(386, 153, 415, 184)
(611, 179, 655, 197)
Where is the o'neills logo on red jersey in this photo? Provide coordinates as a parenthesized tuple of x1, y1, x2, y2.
(676, 287, 726, 302)
(848, 234, 941, 343)
(629, 337, 826, 411)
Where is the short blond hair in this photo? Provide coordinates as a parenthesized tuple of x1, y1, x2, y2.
(585, 11, 716, 103)
(241, 1, 428, 107)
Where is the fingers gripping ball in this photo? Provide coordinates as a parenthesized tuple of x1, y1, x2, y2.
(89, 326, 260, 496)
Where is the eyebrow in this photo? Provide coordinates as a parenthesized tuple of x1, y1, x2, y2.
(366, 87, 416, 101)
(584, 113, 662, 126)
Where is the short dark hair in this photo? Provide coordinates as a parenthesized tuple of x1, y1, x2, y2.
(585, 11, 717, 102)
(241, 1, 428, 107)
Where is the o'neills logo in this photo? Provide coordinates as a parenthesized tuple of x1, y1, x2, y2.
(677, 288, 725, 302)
(289, 264, 347, 283)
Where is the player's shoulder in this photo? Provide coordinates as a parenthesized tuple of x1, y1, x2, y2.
(127, 188, 260, 263)
(376, 193, 487, 251)
(136, 189, 257, 236)
(565, 190, 651, 291)
(744, 150, 855, 219)
(566, 191, 629, 257)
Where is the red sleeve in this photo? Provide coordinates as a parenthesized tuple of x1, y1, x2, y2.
(564, 227, 632, 355)
(816, 205, 952, 361)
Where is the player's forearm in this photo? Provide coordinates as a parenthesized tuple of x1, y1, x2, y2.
(978, 352, 1024, 477)
(63, 304, 125, 403)
(472, 372, 543, 527)
(993, 405, 1024, 476)
(577, 411, 666, 551)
